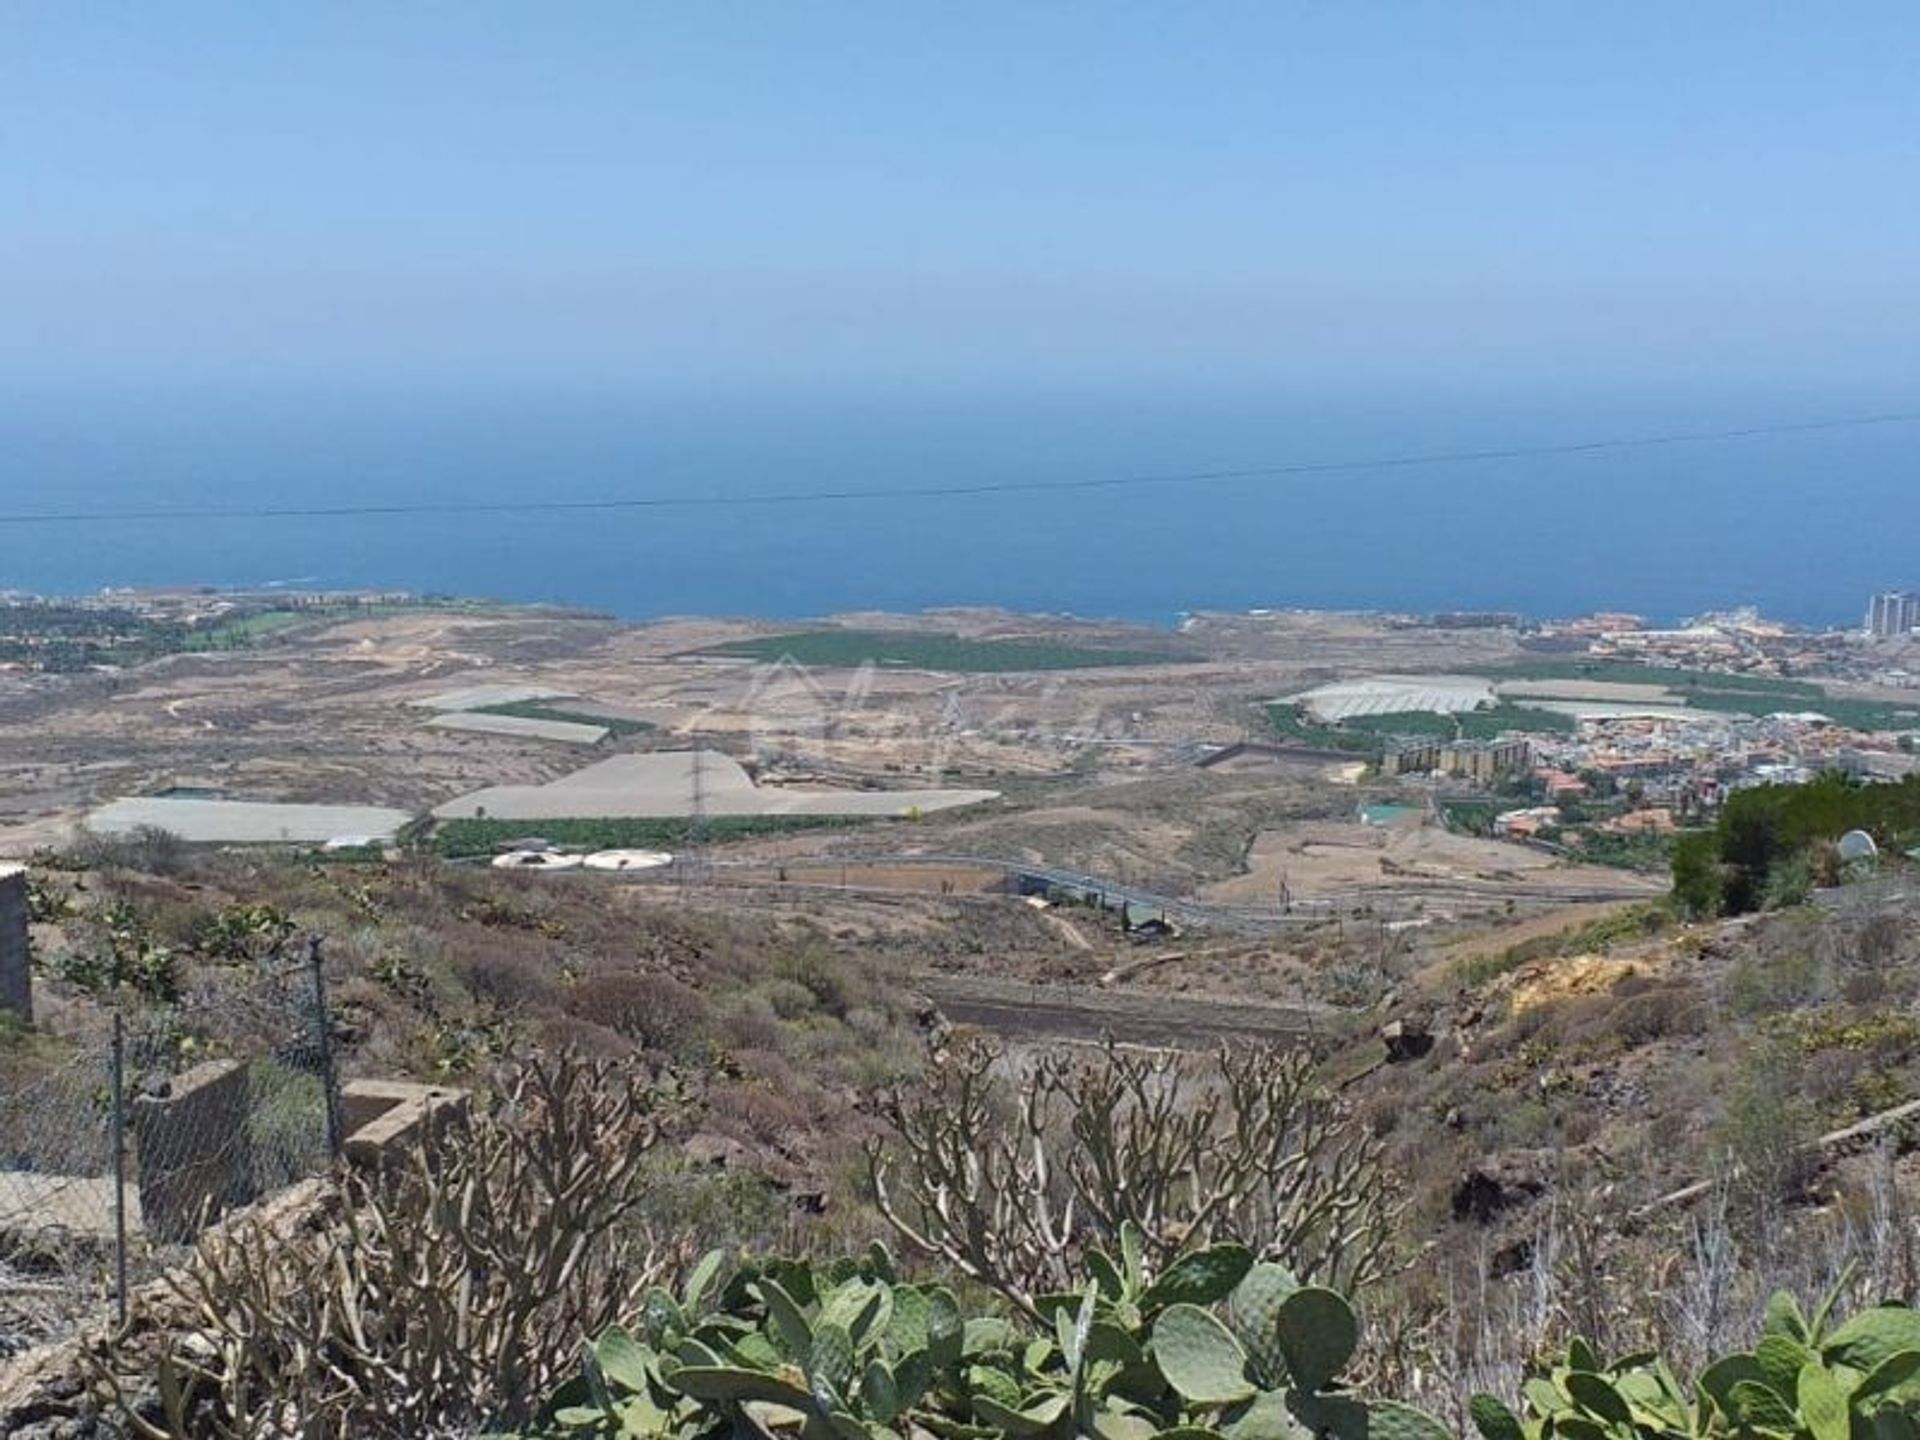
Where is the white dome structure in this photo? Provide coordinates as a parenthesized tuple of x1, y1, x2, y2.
(583, 849, 674, 872)
(491, 850, 583, 871)
(1837, 829, 1879, 863)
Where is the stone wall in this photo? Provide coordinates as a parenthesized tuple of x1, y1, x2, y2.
(0, 865, 29, 1025)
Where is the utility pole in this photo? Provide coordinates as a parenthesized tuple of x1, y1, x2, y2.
(308, 936, 344, 1160)
(110, 1010, 128, 1326)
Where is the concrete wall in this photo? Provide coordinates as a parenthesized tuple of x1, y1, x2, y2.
(131, 1059, 252, 1243)
(0, 866, 28, 1025)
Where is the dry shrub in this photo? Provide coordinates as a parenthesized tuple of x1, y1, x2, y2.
(1803, 1047, 1868, 1116)
(869, 1034, 1399, 1320)
(92, 1051, 686, 1439)
(62, 825, 189, 876)
(760, 975, 822, 1020)
(458, 938, 563, 1013)
(532, 1011, 631, 1059)
(1500, 979, 1709, 1056)
(1607, 979, 1712, 1047)
(707, 1075, 818, 1147)
(568, 970, 713, 1058)
(1715, 1041, 1821, 1207)
(716, 992, 782, 1051)
(771, 944, 863, 1019)
(1727, 944, 1829, 1018)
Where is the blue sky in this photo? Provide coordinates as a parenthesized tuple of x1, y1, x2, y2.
(4, 3, 1918, 399)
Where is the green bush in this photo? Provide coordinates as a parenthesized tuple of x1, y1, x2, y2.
(24, 872, 76, 922)
(1762, 851, 1816, 910)
(46, 899, 180, 1003)
(1715, 1042, 1821, 1204)
(506, 1246, 1920, 1440)
(1670, 829, 1727, 918)
(1674, 772, 1920, 917)
(771, 945, 862, 1020)
(1727, 947, 1828, 1018)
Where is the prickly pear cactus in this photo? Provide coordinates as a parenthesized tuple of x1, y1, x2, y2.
(528, 1245, 1452, 1440)
(1271, 1287, 1357, 1393)
(1139, 1246, 1256, 1314)
(1364, 1400, 1457, 1440)
(1824, 1307, 1920, 1374)
(1153, 1304, 1256, 1407)
(1227, 1264, 1299, 1384)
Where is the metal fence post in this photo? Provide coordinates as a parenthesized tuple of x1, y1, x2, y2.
(110, 1009, 129, 1327)
(308, 935, 344, 1160)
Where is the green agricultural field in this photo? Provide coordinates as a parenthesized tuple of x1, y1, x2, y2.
(1494, 658, 1825, 698)
(1265, 699, 1572, 757)
(1810, 697, 1920, 731)
(183, 610, 320, 647)
(1341, 703, 1576, 739)
(700, 630, 1193, 671)
(429, 814, 870, 859)
(1263, 705, 1383, 756)
(472, 700, 654, 736)
(1497, 658, 1920, 731)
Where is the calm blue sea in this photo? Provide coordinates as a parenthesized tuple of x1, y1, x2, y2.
(3, 386, 1913, 628)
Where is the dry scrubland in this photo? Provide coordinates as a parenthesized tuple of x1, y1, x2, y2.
(13, 606, 1920, 1432)
(14, 824, 1920, 1434)
(1203, 816, 1665, 907)
(0, 606, 1521, 854)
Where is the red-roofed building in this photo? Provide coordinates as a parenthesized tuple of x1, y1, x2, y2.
(1535, 767, 1589, 800)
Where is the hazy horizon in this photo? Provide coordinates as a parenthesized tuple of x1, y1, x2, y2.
(5, 6, 1918, 619)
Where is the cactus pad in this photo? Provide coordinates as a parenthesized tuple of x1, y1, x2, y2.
(1826, 1309, 1920, 1375)
(1468, 1394, 1524, 1440)
(1365, 1400, 1456, 1440)
(1139, 1246, 1256, 1313)
(672, 1365, 815, 1409)
(1273, 1288, 1357, 1393)
(1153, 1303, 1256, 1407)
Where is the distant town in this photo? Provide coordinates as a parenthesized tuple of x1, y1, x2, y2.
(1255, 592, 1920, 862)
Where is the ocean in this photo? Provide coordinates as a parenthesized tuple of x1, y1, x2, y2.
(3, 386, 1913, 629)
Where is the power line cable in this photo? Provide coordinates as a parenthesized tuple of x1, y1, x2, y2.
(2, 408, 1914, 527)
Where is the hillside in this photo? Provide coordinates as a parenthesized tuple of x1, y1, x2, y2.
(10, 833, 1920, 1433)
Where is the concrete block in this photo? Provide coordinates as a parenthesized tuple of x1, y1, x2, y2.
(0, 866, 29, 1025)
(131, 1059, 251, 1243)
(340, 1078, 469, 1170)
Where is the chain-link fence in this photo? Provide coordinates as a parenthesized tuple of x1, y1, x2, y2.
(0, 944, 341, 1357)
(0, 1046, 121, 1357)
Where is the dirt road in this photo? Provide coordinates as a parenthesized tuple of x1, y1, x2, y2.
(917, 973, 1340, 1049)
